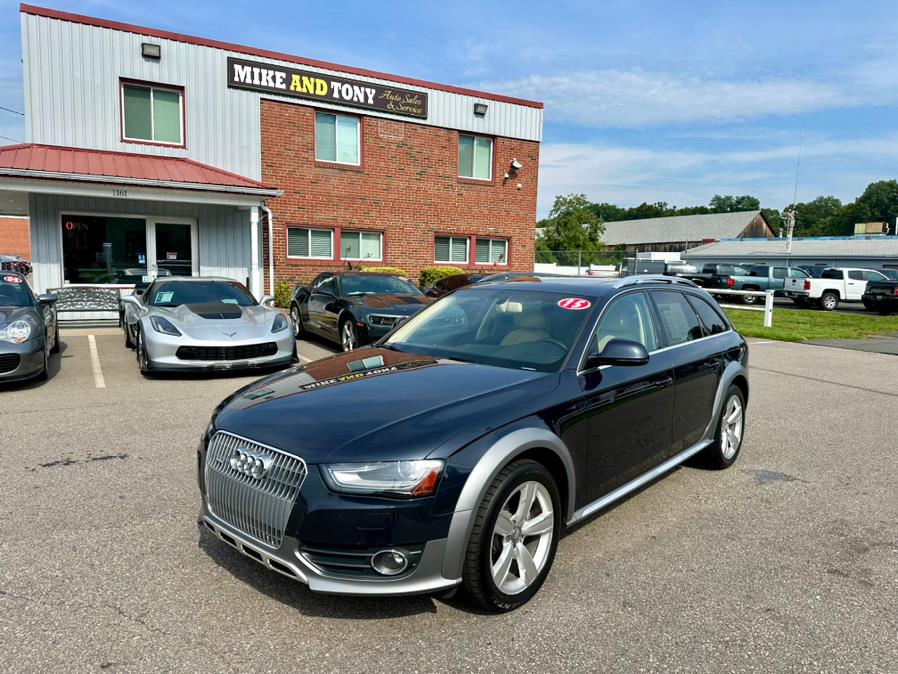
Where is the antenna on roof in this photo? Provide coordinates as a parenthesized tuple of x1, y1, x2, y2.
(783, 127, 804, 255)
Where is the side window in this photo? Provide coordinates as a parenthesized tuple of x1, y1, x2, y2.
(847, 270, 865, 281)
(865, 270, 886, 281)
(772, 267, 787, 279)
(315, 275, 336, 295)
(651, 291, 703, 346)
(593, 292, 657, 354)
(686, 294, 729, 336)
(789, 268, 809, 278)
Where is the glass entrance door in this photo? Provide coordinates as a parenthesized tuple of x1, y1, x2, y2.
(147, 221, 197, 278)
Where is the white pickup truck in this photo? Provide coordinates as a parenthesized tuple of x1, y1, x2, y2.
(783, 267, 888, 311)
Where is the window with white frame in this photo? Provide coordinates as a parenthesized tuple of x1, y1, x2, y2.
(287, 227, 334, 259)
(121, 82, 183, 145)
(475, 238, 508, 265)
(316, 112, 360, 165)
(435, 236, 469, 264)
(458, 134, 492, 180)
(341, 231, 383, 261)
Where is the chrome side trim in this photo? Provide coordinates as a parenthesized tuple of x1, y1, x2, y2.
(569, 439, 710, 524)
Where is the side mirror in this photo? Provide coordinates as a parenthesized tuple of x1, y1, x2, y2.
(37, 293, 58, 304)
(121, 295, 140, 306)
(260, 294, 275, 306)
(587, 338, 650, 368)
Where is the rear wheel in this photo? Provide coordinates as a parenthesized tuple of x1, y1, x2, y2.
(741, 288, 759, 305)
(820, 291, 839, 311)
(461, 459, 561, 612)
(698, 384, 745, 469)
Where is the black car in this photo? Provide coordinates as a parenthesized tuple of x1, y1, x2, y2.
(199, 276, 748, 611)
(290, 272, 432, 351)
(0, 272, 58, 382)
(862, 278, 898, 314)
(424, 272, 568, 299)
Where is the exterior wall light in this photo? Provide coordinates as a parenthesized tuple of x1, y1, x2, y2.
(142, 43, 161, 60)
(473, 102, 488, 116)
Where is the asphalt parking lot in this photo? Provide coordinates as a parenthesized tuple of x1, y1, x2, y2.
(1, 331, 896, 672)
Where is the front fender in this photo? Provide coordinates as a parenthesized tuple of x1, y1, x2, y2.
(439, 417, 576, 582)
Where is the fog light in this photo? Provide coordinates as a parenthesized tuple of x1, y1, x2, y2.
(371, 549, 409, 576)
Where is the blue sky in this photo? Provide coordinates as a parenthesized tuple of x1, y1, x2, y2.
(2, 0, 897, 217)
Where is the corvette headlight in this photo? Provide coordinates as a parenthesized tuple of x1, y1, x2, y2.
(322, 460, 444, 497)
(0, 319, 33, 344)
(150, 315, 181, 336)
(271, 313, 289, 333)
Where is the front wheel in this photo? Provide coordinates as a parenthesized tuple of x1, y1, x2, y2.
(461, 460, 561, 612)
(137, 329, 152, 376)
(340, 319, 358, 352)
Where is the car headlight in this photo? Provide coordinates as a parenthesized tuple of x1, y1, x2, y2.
(271, 313, 289, 333)
(0, 319, 33, 344)
(322, 460, 444, 497)
(150, 315, 181, 336)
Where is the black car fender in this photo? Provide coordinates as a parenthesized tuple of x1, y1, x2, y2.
(439, 416, 576, 582)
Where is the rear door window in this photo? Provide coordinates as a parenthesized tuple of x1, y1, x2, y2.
(772, 267, 787, 279)
(847, 270, 865, 281)
(821, 269, 842, 279)
(686, 294, 729, 336)
(650, 291, 704, 347)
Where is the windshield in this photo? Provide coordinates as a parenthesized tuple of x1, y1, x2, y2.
(384, 288, 594, 372)
(0, 275, 33, 307)
(341, 275, 422, 296)
(149, 281, 256, 307)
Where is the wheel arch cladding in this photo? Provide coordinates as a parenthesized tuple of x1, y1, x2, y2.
(440, 420, 576, 581)
(731, 373, 749, 405)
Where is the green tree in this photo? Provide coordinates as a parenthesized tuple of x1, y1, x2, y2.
(854, 179, 898, 230)
(536, 194, 606, 266)
(785, 195, 843, 236)
(709, 194, 761, 213)
(761, 208, 783, 234)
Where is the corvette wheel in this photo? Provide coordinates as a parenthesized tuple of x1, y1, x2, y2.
(137, 330, 151, 376)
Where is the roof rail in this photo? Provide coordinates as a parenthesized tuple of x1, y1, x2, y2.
(612, 274, 699, 289)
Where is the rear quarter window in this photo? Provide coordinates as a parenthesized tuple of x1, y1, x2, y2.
(686, 294, 729, 336)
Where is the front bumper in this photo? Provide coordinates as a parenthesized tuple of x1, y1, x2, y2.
(200, 504, 460, 596)
(145, 329, 296, 371)
(0, 338, 45, 382)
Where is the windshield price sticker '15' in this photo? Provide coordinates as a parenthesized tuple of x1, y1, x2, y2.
(3, 275, 22, 283)
(557, 297, 591, 311)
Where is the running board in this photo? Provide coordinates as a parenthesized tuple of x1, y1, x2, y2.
(568, 440, 711, 524)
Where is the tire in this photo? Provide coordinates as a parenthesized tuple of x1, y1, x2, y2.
(50, 329, 60, 354)
(136, 329, 152, 376)
(339, 318, 358, 352)
(741, 289, 759, 305)
(878, 308, 893, 316)
(820, 291, 839, 311)
(290, 303, 305, 338)
(698, 384, 746, 469)
(460, 459, 561, 612)
(123, 321, 134, 349)
(35, 341, 49, 381)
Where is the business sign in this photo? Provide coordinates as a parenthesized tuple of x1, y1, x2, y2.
(227, 57, 428, 119)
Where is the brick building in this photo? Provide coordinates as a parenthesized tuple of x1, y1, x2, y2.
(0, 4, 543, 320)
(0, 216, 30, 259)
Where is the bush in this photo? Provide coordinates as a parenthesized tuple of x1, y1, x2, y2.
(360, 266, 408, 277)
(273, 281, 292, 308)
(419, 266, 464, 288)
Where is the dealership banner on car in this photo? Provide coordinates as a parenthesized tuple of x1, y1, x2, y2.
(227, 57, 428, 119)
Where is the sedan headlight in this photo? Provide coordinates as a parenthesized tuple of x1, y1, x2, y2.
(271, 313, 289, 333)
(322, 460, 444, 497)
(0, 319, 33, 344)
(150, 315, 181, 336)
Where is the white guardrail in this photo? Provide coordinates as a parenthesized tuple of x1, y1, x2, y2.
(711, 288, 775, 328)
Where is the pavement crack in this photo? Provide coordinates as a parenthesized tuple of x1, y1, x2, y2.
(28, 453, 130, 472)
(749, 366, 898, 398)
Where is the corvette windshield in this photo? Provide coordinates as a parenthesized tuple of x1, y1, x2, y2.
(384, 289, 594, 372)
(0, 276, 32, 307)
(341, 275, 422, 296)
(149, 281, 256, 307)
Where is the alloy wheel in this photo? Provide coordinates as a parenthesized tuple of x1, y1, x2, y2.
(138, 332, 148, 372)
(490, 481, 554, 595)
(291, 306, 301, 337)
(341, 322, 356, 351)
(721, 394, 744, 460)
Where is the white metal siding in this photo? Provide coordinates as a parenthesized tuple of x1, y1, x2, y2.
(21, 12, 543, 183)
(28, 193, 251, 294)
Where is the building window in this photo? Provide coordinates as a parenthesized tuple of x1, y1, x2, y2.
(435, 236, 469, 264)
(61, 214, 148, 284)
(475, 238, 508, 265)
(341, 231, 383, 261)
(121, 82, 183, 145)
(316, 112, 360, 165)
(287, 227, 333, 259)
(458, 135, 492, 180)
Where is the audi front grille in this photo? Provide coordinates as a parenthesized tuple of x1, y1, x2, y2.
(204, 431, 307, 548)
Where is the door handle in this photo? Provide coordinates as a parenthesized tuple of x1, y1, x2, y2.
(704, 359, 722, 370)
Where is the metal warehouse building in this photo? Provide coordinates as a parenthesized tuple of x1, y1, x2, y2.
(683, 236, 898, 273)
(0, 4, 543, 320)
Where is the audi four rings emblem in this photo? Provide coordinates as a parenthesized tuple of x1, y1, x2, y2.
(229, 448, 272, 479)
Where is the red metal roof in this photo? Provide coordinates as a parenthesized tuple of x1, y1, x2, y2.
(20, 3, 543, 110)
(0, 144, 276, 193)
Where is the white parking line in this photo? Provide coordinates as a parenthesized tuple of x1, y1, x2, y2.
(299, 355, 312, 363)
(87, 334, 106, 389)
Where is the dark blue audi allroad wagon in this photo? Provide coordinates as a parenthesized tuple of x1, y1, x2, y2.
(198, 276, 748, 611)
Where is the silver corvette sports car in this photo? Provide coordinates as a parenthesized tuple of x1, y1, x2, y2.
(121, 277, 296, 374)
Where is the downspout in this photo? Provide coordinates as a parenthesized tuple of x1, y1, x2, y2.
(262, 204, 275, 296)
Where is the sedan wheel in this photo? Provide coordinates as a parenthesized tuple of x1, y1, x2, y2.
(699, 384, 746, 469)
(341, 320, 357, 352)
(461, 459, 560, 612)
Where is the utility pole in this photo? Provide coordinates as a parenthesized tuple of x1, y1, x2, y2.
(783, 209, 796, 255)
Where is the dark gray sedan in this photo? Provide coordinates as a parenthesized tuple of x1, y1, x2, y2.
(0, 272, 58, 382)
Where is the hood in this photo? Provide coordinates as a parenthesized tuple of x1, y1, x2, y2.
(212, 347, 559, 464)
(153, 303, 278, 340)
(348, 294, 433, 315)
